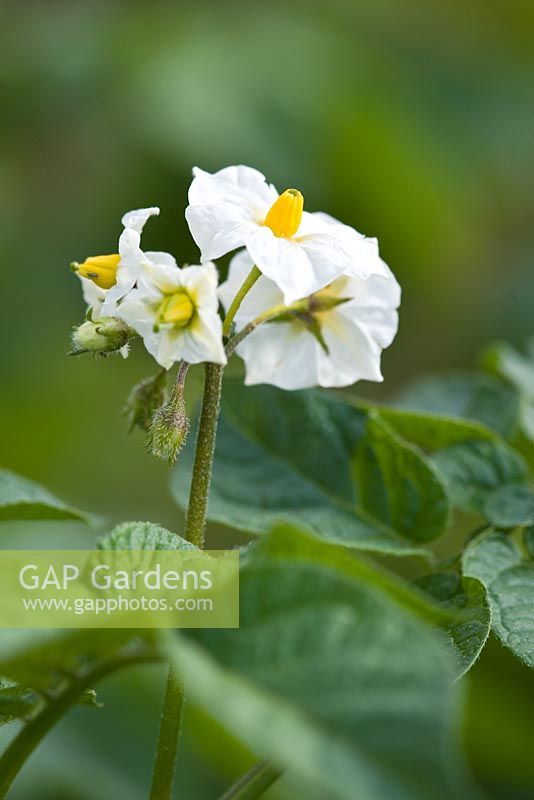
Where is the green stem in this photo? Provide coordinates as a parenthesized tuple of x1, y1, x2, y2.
(222, 266, 261, 338)
(149, 666, 185, 800)
(184, 362, 224, 548)
(0, 652, 157, 799)
(218, 761, 282, 800)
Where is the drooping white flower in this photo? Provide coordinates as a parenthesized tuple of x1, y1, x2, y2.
(114, 261, 226, 369)
(186, 165, 389, 304)
(73, 207, 161, 318)
(219, 251, 400, 390)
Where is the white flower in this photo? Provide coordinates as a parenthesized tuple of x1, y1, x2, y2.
(74, 207, 161, 319)
(186, 165, 389, 304)
(219, 251, 400, 390)
(115, 261, 226, 369)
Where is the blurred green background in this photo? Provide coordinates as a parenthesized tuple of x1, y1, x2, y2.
(1, 0, 534, 797)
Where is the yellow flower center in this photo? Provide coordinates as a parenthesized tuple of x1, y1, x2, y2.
(264, 189, 303, 238)
(157, 291, 194, 328)
(77, 254, 121, 290)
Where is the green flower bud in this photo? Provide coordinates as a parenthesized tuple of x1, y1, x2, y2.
(70, 317, 132, 357)
(146, 381, 190, 466)
(124, 371, 168, 433)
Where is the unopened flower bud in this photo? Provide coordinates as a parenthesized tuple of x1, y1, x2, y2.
(70, 316, 132, 357)
(124, 371, 168, 433)
(71, 254, 121, 289)
(146, 377, 190, 465)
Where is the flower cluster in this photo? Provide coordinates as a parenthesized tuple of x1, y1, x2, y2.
(71, 165, 400, 389)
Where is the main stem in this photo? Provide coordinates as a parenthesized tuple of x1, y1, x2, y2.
(184, 362, 224, 548)
(149, 666, 185, 800)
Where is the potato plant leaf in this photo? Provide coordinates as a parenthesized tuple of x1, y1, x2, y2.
(463, 531, 534, 668)
(167, 532, 480, 800)
(0, 469, 92, 523)
(172, 384, 450, 558)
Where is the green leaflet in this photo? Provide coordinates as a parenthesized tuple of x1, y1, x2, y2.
(172, 384, 450, 558)
(166, 531, 478, 800)
(392, 371, 520, 438)
(430, 439, 531, 525)
(463, 531, 534, 668)
(415, 572, 490, 678)
(0, 469, 92, 523)
(97, 520, 196, 551)
(482, 339, 534, 442)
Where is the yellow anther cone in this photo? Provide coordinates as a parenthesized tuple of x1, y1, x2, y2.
(264, 189, 303, 238)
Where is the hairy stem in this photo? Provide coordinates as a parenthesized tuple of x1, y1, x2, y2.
(222, 266, 262, 338)
(0, 652, 158, 799)
(149, 665, 185, 800)
(184, 362, 224, 548)
(218, 760, 282, 800)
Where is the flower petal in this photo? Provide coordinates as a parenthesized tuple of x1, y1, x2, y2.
(180, 263, 220, 312)
(317, 313, 385, 387)
(237, 322, 320, 390)
(180, 311, 227, 365)
(245, 226, 342, 304)
(78, 275, 106, 319)
(185, 165, 278, 261)
(121, 207, 160, 233)
(185, 204, 258, 262)
(297, 211, 389, 282)
(188, 166, 278, 212)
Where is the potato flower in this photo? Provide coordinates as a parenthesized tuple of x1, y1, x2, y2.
(114, 261, 226, 369)
(186, 165, 389, 304)
(219, 251, 400, 390)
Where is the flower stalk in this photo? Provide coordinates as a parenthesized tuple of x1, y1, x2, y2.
(222, 265, 262, 338)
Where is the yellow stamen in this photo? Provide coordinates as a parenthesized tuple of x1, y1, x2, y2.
(77, 254, 121, 290)
(264, 188, 303, 238)
(157, 291, 194, 328)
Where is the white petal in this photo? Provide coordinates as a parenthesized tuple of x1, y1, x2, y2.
(78, 276, 106, 319)
(298, 211, 389, 282)
(237, 322, 320, 390)
(180, 310, 227, 365)
(316, 313, 385, 387)
(121, 207, 160, 233)
(185, 203, 258, 262)
(144, 251, 179, 269)
(188, 166, 278, 212)
(219, 251, 283, 328)
(245, 226, 342, 304)
(179, 263, 220, 312)
(185, 165, 278, 262)
(336, 272, 401, 349)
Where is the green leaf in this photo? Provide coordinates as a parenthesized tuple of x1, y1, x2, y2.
(482, 339, 534, 442)
(167, 534, 478, 800)
(0, 469, 92, 523)
(97, 520, 196, 551)
(251, 525, 452, 627)
(173, 385, 450, 558)
(415, 573, 490, 677)
(483, 484, 534, 528)
(393, 371, 519, 438)
(463, 531, 534, 668)
(0, 629, 150, 690)
(375, 406, 495, 451)
(430, 439, 529, 521)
